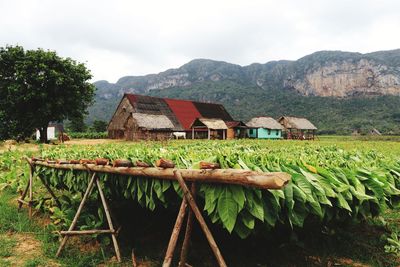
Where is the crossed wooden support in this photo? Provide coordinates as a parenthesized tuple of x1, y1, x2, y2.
(19, 159, 290, 265)
(18, 160, 122, 262)
(162, 170, 227, 267)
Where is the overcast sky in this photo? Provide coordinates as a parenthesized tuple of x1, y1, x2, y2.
(1, 0, 399, 82)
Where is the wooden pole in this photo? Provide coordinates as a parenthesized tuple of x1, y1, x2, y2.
(37, 175, 61, 208)
(208, 128, 210, 140)
(18, 178, 30, 210)
(28, 164, 33, 218)
(59, 229, 115, 235)
(174, 170, 227, 267)
(179, 183, 196, 267)
(56, 172, 97, 258)
(96, 179, 122, 262)
(192, 127, 194, 140)
(162, 198, 188, 267)
(32, 161, 291, 190)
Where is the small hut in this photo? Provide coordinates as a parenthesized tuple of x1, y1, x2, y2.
(190, 118, 228, 140)
(124, 113, 174, 140)
(225, 121, 248, 139)
(36, 122, 64, 141)
(369, 128, 382, 136)
(246, 117, 283, 139)
(278, 116, 317, 140)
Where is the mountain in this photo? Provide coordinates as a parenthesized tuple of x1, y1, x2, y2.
(89, 49, 400, 134)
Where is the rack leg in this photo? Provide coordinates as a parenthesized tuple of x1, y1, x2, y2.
(96, 179, 122, 262)
(179, 183, 196, 267)
(37, 175, 61, 208)
(18, 177, 31, 210)
(28, 165, 34, 218)
(56, 173, 97, 258)
(162, 197, 188, 267)
(174, 170, 227, 267)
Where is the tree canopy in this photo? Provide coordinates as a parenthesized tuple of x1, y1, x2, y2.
(0, 46, 95, 142)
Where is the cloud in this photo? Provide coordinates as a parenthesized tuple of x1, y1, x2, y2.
(1, 0, 399, 82)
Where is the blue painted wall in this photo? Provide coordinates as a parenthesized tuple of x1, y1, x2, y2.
(248, 128, 282, 139)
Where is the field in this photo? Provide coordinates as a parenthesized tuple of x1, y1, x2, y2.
(1, 137, 400, 266)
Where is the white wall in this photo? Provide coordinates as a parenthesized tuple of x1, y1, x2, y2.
(36, 127, 56, 140)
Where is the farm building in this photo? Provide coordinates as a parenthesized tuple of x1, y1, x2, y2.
(107, 94, 234, 140)
(225, 121, 248, 139)
(35, 122, 64, 141)
(190, 118, 228, 139)
(278, 116, 317, 140)
(246, 117, 283, 139)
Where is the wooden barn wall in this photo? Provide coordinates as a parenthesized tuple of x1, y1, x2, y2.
(107, 97, 135, 139)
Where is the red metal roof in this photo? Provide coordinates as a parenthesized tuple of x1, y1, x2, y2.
(164, 98, 201, 130)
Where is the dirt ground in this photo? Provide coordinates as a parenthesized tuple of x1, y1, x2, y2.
(62, 139, 121, 145)
(1, 232, 60, 267)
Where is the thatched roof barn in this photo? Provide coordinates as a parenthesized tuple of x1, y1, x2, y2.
(246, 117, 283, 139)
(278, 116, 317, 140)
(190, 118, 228, 139)
(131, 113, 174, 130)
(107, 94, 234, 140)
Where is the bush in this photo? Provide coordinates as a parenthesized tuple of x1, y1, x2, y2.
(68, 132, 107, 139)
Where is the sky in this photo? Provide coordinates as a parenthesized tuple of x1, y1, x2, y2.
(1, 0, 399, 82)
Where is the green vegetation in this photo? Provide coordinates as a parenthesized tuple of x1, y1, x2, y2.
(91, 49, 400, 135)
(0, 45, 95, 142)
(68, 132, 108, 139)
(1, 138, 400, 266)
(149, 81, 400, 135)
(15, 140, 400, 239)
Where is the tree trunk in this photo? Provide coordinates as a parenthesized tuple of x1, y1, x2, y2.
(39, 125, 48, 143)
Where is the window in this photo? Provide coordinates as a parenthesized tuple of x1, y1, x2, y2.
(267, 129, 271, 135)
(276, 130, 279, 135)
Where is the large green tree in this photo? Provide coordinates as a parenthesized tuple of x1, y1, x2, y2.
(0, 46, 95, 142)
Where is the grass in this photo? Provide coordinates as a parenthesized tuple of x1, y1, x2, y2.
(0, 189, 120, 266)
(0, 237, 16, 257)
(1, 137, 400, 266)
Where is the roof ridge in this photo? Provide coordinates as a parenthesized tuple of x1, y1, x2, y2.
(124, 93, 223, 105)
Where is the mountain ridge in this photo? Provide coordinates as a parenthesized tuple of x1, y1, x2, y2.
(89, 49, 400, 134)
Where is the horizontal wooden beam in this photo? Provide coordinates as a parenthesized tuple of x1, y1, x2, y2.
(58, 229, 115, 235)
(30, 160, 290, 190)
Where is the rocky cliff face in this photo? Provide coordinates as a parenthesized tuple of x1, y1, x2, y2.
(283, 58, 400, 97)
(95, 49, 400, 99)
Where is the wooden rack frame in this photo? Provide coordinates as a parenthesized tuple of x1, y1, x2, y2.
(19, 158, 290, 266)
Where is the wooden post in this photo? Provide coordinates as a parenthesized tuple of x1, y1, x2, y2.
(96, 179, 122, 262)
(56, 172, 97, 258)
(174, 170, 227, 267)
(208, 128, 210, 140)
(28, 164, 34, 218)
(222, 130, 225, 140)
(37, 175, 61, 208)
(163, 198, 188, 267)
(192, 127, 194, 140)
(18, 178, 31, 210)
(179, 183, 196, 267)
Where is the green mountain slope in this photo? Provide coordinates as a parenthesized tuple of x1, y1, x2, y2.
(89, 49, 400, 135)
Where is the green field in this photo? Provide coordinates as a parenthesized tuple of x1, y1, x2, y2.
(1, 137, 400, 266)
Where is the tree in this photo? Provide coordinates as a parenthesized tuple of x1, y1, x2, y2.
(0, 46, 95, 142)
(66, 116, 88, 132)
(91, 120, 108, 132)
